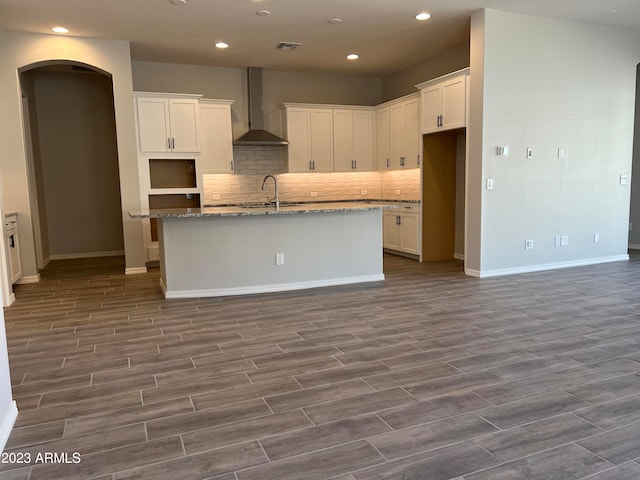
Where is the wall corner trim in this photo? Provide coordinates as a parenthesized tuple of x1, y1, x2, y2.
(125, 267, 148, 275)
(16, 274, 40, 284)
(0, 401, 18, 453)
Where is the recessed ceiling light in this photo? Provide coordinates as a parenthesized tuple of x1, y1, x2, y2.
(215, 42, 229, 49)
(51, 26, 69, 34)
(329, 18, 342, 24)
(170, 0, 187, 5)
(346, 53, 359, 60)
(256, 10, 270, 16)
(416, 12, 431, 21)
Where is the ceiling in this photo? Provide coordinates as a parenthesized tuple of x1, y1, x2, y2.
(2, 0, 640, 76)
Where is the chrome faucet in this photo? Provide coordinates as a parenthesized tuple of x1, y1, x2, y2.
(261, 174, 279, 210)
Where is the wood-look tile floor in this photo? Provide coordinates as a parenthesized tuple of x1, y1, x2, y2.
(2, 253, 640, 479)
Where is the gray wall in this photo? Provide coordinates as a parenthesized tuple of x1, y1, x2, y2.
(468, 9, 640, 276)
(381, 43, 470, 102)
(31, 69, 124, 258)
(131, 61, 382, 139)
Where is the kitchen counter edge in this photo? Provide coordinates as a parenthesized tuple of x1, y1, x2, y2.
(129, 202, 399, 219)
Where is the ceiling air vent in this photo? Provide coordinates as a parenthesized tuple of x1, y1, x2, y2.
(276, 41, 302, 51)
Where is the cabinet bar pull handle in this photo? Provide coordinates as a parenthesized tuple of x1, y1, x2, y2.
(9, 235, 14, 249)
(167, 138, 171, 149)
(400, 156, 405, 166)
(386, 158, 390, 168)
(309, 161, 312, 171)
(354, 160, 357, 170)
(312, 160, 315, 170)
(417, 155, 421, 166)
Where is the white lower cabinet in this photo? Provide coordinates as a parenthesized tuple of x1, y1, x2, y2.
(383, 204, 420, 256)
(4, 215, 21, 284)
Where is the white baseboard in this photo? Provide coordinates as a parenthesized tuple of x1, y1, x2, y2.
(629, 243, 640, 250)
(49, 250, 125, 260)
(41, 256, 51, 269)
(16, 274, 40, 284)
(0, 401, 18, 453)
(125, 267, 148, 275)
(453, 253, 465, 261)
(161, 274, 386, 299)
(466, 254, 629, 278)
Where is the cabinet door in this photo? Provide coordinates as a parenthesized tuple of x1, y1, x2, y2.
(404, 98, 420, 168)
(383, 212, 400, 250)
(333, 110, 354, 172)
(441, 76, 466, 131)
(389, 103, 405, 168)
(6, 227, 21, 284)
(200, 103, 233, 174)
(353, 110, 373, 171)
(376, 107, 390, 170)
(136, 97, 171, 153)
(286, 108, 312, 172)
(399, 213, 419, 255)
(169, 99, 200, 152)
(420, 85, 442, 134)
(309, 109, 334, 172)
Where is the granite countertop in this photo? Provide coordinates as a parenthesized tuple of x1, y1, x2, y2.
(130, 201, 399, 219)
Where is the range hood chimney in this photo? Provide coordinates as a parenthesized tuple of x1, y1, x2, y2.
(233, 67, 288, 146)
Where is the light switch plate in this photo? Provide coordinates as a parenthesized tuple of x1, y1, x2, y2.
(486, 178, 494, 190)
(620, 175, 629, 185)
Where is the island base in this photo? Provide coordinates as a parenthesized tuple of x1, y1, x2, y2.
(157, 209, 384, 298)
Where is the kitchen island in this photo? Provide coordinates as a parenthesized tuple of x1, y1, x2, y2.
(130, 202, 395, 298)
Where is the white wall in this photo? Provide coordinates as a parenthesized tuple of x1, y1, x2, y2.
(0, 305, 16, 453)
(0, 30, 146, 277)
(468, 9, 640, 276)
(629, 64, 640, 249)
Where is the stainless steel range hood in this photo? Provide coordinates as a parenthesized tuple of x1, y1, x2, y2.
(234, 67, 288, 146)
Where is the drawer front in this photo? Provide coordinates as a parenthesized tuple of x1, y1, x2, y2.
(398, 203, 420, 214)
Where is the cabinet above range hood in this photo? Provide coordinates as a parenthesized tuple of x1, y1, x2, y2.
(233, 67, 288, 146)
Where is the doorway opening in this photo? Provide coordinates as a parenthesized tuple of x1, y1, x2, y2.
(19, 62, 124, 271)
(421, 129, 466, 262)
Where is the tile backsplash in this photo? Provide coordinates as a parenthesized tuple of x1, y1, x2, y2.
(203, 165, 420, 205)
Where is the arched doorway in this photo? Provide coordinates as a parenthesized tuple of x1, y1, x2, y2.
(19, 61, 124, 271)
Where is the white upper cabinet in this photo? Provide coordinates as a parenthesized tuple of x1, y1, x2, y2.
(283, 104, 373, 173)
(199, 99, 234, 174)
(309, 109, 334, 173)
(376, 107, 390, 170)
(377, 93, 420, 170)
(417, 68, 469, 134)
(334, 109, 374, 172)
(284, 106, 334, 173)
(135, 93, 201, 153)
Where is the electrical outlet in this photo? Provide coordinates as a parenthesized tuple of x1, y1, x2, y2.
(620, 175, 629, 185)
(558, 148, 566, 159)
(486, 178, 494, 190)
(594, 233, 600, 243)
(561, 235, 569, 246)
(525, 239, 534, 250)
(554, 236, 561, 247)
(275, 253, 285, 266)
(310, 191, 318, 197)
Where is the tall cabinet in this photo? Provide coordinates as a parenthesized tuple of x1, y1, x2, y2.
(134, 92, 233, 261)
(376, 93, 420, 170)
